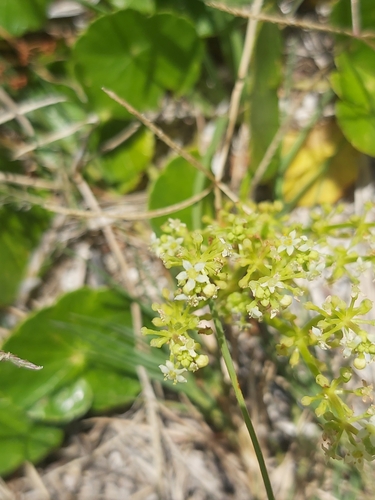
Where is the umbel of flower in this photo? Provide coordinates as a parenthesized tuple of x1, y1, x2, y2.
(306, 291, 375, 369)
(141, 290, 210, 384)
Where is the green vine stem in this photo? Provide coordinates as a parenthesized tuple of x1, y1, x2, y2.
(209, 300, 276, 500)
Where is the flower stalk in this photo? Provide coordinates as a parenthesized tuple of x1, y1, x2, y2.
(210, 300, 275, 500)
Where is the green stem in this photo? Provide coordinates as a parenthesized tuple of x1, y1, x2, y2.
(210, 301, 275, 500)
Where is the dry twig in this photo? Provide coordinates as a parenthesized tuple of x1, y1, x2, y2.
(102, 88, 239, 205)
(215, 0, 264, 184)
(206, 1, 375, 40)
(0, 351, 43, 370)
(0, 171, 60, 190)
(0, 87, 34, 137)
(0, 95, 66, 126)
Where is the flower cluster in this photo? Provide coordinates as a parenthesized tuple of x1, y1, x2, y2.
(306, 291, 375, 369)
(141, 289, 210, 383)
(144, 203, 375, 464)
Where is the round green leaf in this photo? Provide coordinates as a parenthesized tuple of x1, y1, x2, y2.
(108, 0, 155, 13)
(0, 288, 133, 410)
(154, 0, 239, 37)
(72, 10, 203, 118)
(336, 102, 375, 157)
(332, 40, 375, 156)
(84, 368, 140, 412)
(27, 378, 93, 424)
(0, 398, 63, 476)
(0, 0, 51, 36)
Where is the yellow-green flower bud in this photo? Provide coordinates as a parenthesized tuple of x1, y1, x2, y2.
(195, 354, 209, 368)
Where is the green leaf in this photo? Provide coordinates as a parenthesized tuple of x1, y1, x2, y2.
(0, 288, 136, 410)
(154, 0, 230, 37)
(27, 378, 93, 424)
(331, 0, 375, 31)
(84, 369, 141, 412)
(0, 206, 50, 307)
(0, 0, 51, 36)
(148, 155, 213, 234)
(0, 398, 63, 476)
(89, 125, 154, 193)
(72, 10, 203, 119)
(332, 40, 375, 156)
(108, 0, 155, 13)
(249, 22, 282, 183)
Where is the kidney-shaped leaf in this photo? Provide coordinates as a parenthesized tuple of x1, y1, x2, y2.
(84, 368, 140, 412)
(0, 398, 63, 476)
(27, 378, 93, 424)
(108, 0, 155, 12)
(0, 288, 134, 410)
(332, 40, 375, 156)
(73, 10, 203, 118)
(0, 0, 51, 36)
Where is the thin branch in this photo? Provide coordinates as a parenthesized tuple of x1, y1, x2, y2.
(0, 351, 43, 370)
(206, 1, 375, 39)
(351, 0, 361, 36)
(5, 184, 213, 222)
(102, 88, 239, 204)
(215, 0, 264, 184)
(0, 87, 34, 137)
(100, 122, 141, 153)
(0, 171, 60, 190)
(49, 187, 213, 221)
(12, 115, 98, 159)
(102, 88, 216, 181)
(214, 0, 264, 212)
(0, 95, 66, 126)
(73, 170, 133, 289)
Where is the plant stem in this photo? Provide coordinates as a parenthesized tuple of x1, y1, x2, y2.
(210, 301, 275, 500)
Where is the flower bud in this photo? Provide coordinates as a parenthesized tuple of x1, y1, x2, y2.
(195, 354, 209, 368)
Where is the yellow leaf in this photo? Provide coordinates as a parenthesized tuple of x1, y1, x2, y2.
(282, 120, 360, 206)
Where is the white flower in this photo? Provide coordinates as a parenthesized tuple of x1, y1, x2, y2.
(340, 328, 362, 358)
(219, 237, 232, 257)
(277, 230, 301, 256)
(358, 416, 375, 448)
(167, 219, 187, 232)
(178, 337, 197, 358)
(159, 360, 187, 384)
(297, 235, 310, 252)
(248, 305, 263, 320)
(176, 260, 209, 294)
(311, 326, 330, 350)
(152, 234, 183, 258)
(307, 258, 326, 278)
(259, 275, 284, 294)
(344, 441, 372, 468)
(270, 308, 279, 319)
(174, 293, 189, 301)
